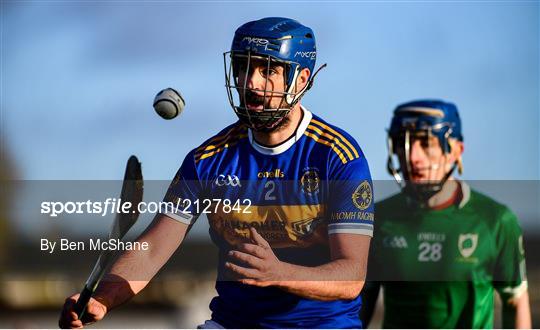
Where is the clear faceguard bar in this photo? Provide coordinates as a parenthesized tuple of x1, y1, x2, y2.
(224, 51, 295, 110)
(426, 125, 455, 183)
(386, 130, 405, 189)
(223, 51, 289, 128)
(242, 50, 252, 124)
(290, 62, 327, 105)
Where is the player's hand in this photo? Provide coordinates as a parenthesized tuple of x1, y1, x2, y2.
(226, 227, 284, 287)
(58, 293, 108, 329)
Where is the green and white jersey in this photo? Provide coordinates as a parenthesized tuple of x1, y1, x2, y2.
(369, 181, 527, 329)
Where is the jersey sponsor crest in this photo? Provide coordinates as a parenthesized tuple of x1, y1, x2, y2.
(257, 168, 285, 179)
(458, 233, 478, 258)
(291, 217, 324, 237)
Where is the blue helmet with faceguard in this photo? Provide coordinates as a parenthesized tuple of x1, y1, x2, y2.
(387, 99, 464, 202)
(224, 17, 324, 130)
(389, 99, 463, 153)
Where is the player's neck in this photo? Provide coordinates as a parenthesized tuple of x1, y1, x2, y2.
(426, 179, 461, 210)
(252, 104, 303, 147)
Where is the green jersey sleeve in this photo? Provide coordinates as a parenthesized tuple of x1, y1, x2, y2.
(492, 207, 527, 302)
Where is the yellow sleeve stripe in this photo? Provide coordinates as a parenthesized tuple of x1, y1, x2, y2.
(310, 118, 360, 159)
(195, 125, 246, 156)
(304, 130, 348, 164)
(306, 124, 354, 161)
(195, 133, 248, 163)
(195, 124, 244, 155)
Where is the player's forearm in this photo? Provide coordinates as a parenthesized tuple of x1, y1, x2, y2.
(275, 259, 365, 301)
(92, 273, 139, 311)
(94, 215, 189, 310)
(91, 241, 169, 310)
(106, 247, 157, 294)
(502, 291, 531, 329)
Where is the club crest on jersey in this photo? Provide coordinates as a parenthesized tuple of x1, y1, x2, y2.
(300, 168, 320, 194)
(458, 233, 478, 258)
(352, 180, 372, 210)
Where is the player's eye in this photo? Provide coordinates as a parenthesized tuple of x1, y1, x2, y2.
(420, 139, 430, 149)
(260, 67, 278, 77)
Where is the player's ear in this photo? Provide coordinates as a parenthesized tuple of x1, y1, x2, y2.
(453, 140, 464, 157)
(296, 68, 311, 91)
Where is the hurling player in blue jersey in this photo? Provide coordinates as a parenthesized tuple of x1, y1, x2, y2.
(59, 17, 374, 329)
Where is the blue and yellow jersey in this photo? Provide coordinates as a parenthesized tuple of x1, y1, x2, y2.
(162, 107, 374, 328)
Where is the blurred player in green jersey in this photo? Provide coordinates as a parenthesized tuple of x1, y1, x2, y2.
(360, 99, 531, 328)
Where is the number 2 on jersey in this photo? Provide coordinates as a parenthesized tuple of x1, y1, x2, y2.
(264, 181, 276, 201)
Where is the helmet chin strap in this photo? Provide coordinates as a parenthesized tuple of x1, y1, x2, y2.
(386, 135, 405, 187)
(403, 162, 457, 206)
(234, 59, 327, 132)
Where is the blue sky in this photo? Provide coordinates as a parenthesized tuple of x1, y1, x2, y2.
(2, 1, 538, 181)
(1, 2, 539, 234)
